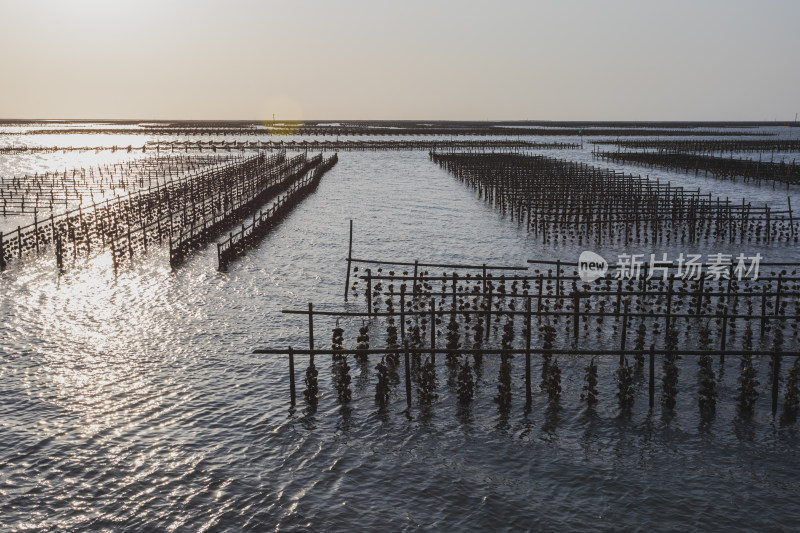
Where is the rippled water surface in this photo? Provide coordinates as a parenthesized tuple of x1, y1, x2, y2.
(2, 125, 800, 531)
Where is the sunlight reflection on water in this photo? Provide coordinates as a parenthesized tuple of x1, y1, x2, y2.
(0, 126, 799, 531)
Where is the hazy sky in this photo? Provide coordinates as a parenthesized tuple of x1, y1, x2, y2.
(0, 0, 797, 120)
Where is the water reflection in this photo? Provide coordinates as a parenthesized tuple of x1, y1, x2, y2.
(2, 128, 800, 531)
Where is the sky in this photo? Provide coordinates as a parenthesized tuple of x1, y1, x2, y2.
(0, 0, 797, 121)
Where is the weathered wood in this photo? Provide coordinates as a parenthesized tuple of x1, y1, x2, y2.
(288, 347, 296, 406)
(344, 219, 353, 301)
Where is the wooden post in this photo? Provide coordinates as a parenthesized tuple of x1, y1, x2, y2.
(55, 232, 63, 272)
(0, 232, 5, 270)
(760, 287, 767, 337)
(400, 285, 406, 343)
(620, 306, 628, 366)
(308, 302, 315, 356)
(344, 219, 353, 301)
(485, 286, 493, 341)
(430, 299, 436, 365)
(366, 269, 373, 316)
(555, 259, 561, 297)
(288, 347, 296, 406)
(34, 215, 39, 254)
(789, 196, 795, 237)
(404, 341, 412, 409)
(413, 260, 419, 296)
(696, 271, 705, 317)
(482, 264, 487, 293)
(127, 223, 133, 259)
(649, 344, 655, 409)
(525, 296, 532, 405)
(765, 205, 771, 243)
(573, 292, 580, 339)
(537, 274, 543, 313)
(666, 276, 674, 328)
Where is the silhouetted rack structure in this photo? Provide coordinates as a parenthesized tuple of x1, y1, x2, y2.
(142, 139, 580, 152)
(0, 154, 231, 216)
(253, 254, 800, 421)
(0, 144, 150, 155)
(592, 139, 800, 154)
(431, 151, 798, 244)
(216, 154, 337, 271)
(1, 151, 333, 272)
(594, 150, 800, 187)
(350, 258, 800, 338)
(167, 152, 332, 268)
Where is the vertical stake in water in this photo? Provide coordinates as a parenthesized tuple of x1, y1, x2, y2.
(404, 340, 412, 409)
(485, 286, 493, 341)
(0, 232, 5, 270)
(525, 296, 532, 405)
(573, 292, 580, 339)
(765, 205, 771, 243)
(366, 269, 373, 316)
(412, 260, 419, 296)
(555, 259, 561, 297)
(430, 299, 436, 365)
(620, 306, 628, 366)
(308, 302, 315, 363)
(537, 274, 543, 313)
(55, 232, 63, 273)
(451, 272, 458, 308)
(344, 219, 353, 301)
(666, 275, 674, 329)
(649, 344, 655, 409)
(34, 214, 39, 254)
(288, 346, 296, 406)
(696, 271, 705, 317)
(400, 285, 406, 343)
